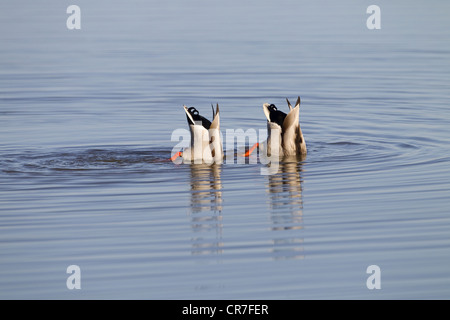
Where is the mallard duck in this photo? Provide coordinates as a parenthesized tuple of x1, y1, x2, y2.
(248, 97, 306, 157)
(171, 104, 223, 164)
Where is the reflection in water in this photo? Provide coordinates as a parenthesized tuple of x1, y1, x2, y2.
(189, 164, 223, 255)
(267, 155, 305, 260)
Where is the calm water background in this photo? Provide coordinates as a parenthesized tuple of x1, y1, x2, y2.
(1, 0, 450, 299)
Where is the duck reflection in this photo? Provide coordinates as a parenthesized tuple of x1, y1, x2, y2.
(267, 155, 305, 260)
(189, 163, 223, 255)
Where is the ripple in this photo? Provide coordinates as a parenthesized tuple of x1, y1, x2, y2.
(0, 147, 175, 175)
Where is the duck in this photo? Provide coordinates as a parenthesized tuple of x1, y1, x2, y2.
(245, 97, 306, 157)
(170, 104, 223, 164)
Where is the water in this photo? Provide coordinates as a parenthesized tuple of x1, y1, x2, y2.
(1, 0, 450, 299)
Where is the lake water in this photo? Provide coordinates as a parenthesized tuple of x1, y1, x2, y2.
(1, 0, 450, 299)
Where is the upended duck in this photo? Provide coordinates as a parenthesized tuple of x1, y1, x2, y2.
(245, 97, 306, 157)
(170, 104, 223, 164)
